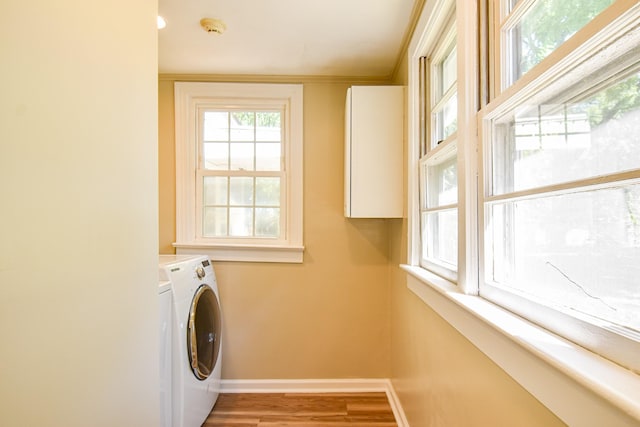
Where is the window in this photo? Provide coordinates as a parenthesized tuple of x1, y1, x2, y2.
(174, 82, 304, 263)
(200, 111, 283, 239)
(481, 0, 640, 371)
(409, 0, 640, 374)
(497, 0, 616, 88)
(406, 0, 640, 421)
(419, 11, 459, 281)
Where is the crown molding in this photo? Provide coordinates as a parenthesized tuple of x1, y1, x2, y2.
(158, 73, 393, 85)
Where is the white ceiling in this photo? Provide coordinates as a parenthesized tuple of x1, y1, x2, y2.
(158, 0, 419, 77)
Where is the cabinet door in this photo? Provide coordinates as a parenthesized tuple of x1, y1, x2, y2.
(345, 86, 403, 218)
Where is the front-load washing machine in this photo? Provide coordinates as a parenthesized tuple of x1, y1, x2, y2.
(159, 255, 223, 427)
(159, 280, 172, 427)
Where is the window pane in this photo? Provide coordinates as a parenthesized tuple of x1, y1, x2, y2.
(230, 112, 255, 141)
(229, 177, 253, 206)
(256, 112, 281, 141)
(256, 177, 280, 206)
(255, 208, 280, 237)
(434, 93, 458, 144)
(509, 0, 614, 81)
(203, 176, 228, 206)
(230, 142, 254, 171)
(426, 152, 458, 208)
(229, 207, 253, 236)
(485, 183, 640, 333)
(203, 207, 227, 237)
(422, 210, 458, 268)
(442, 46, 457, 94)
(256, 143, 281, 171)
(203, 142, 228, 170)
(203, 111, 228, 141)
(493, 70, 640, 195)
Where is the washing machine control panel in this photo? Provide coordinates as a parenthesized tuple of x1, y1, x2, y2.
(196, 265, 206, 279)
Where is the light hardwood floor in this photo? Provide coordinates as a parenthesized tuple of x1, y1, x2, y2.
(203, 392, 398, 426)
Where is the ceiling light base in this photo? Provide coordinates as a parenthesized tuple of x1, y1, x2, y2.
(200, 18, 226, 34)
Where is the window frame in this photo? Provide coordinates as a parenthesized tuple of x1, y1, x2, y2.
(406, 0, 640, 423)
(419, 143, 459, 280)
(417, 5, 461, 282)
(196, 105, 286, 242)
(174, 82, 304, 263)
(430, 21, 458, 147)
(480, 0, 640, 373)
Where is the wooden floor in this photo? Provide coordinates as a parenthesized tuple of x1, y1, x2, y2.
(202, 392, 398, 426)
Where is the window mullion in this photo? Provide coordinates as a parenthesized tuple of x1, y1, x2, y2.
(500, 0, 536, 32)
(487, 171, 640, 205)
(423, 203, 458, 213)
(432, 85, 457, 112)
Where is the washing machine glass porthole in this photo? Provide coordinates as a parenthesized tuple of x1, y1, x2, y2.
(187, 284, 222, 380)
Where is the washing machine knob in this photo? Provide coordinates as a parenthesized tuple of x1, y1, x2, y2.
(196, 265, 206, 279)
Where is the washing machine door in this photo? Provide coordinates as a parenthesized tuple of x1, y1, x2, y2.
(187, 284, 222, 380)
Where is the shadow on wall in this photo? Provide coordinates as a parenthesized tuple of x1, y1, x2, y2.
(344, 217, 398, 264)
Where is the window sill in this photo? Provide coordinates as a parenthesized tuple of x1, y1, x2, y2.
(174, 242, 304, 263)
(400, 264, 640, 426)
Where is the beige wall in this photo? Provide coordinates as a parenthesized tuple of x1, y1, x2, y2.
(1, 1, 158, 426)
(158, 30, 565, 427)
(388, 225, 565, 426)
(159, 78, 391, 379)
(387, 41, 565, 427)
(159, 70, 565, 423)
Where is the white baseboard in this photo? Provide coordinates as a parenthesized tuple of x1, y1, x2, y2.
(219, 378, 388, 393)
(385, 381, 410, 427)
(219, 378, 409, 427)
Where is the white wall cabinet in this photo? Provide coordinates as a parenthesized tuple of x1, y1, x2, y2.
(344, 85, 404, 218)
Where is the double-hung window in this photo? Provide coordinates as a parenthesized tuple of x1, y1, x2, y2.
(174, 82, 304, 263)
(419, 10, 459, 281)
(407, 0, 640, 421)
(482, 0, 640, 371)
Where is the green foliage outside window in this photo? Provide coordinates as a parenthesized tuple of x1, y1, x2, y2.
(518, 0, 615, 75)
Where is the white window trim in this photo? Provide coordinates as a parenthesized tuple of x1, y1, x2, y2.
(418, 11, 460, 281)
(402, 265, 640, 426)
(408, 0, 478, 292)
(419, 142, 459, 281)
(174, 82, 304, 263)
(405, 0, 640, 425)
(479, 0, 640, 374)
